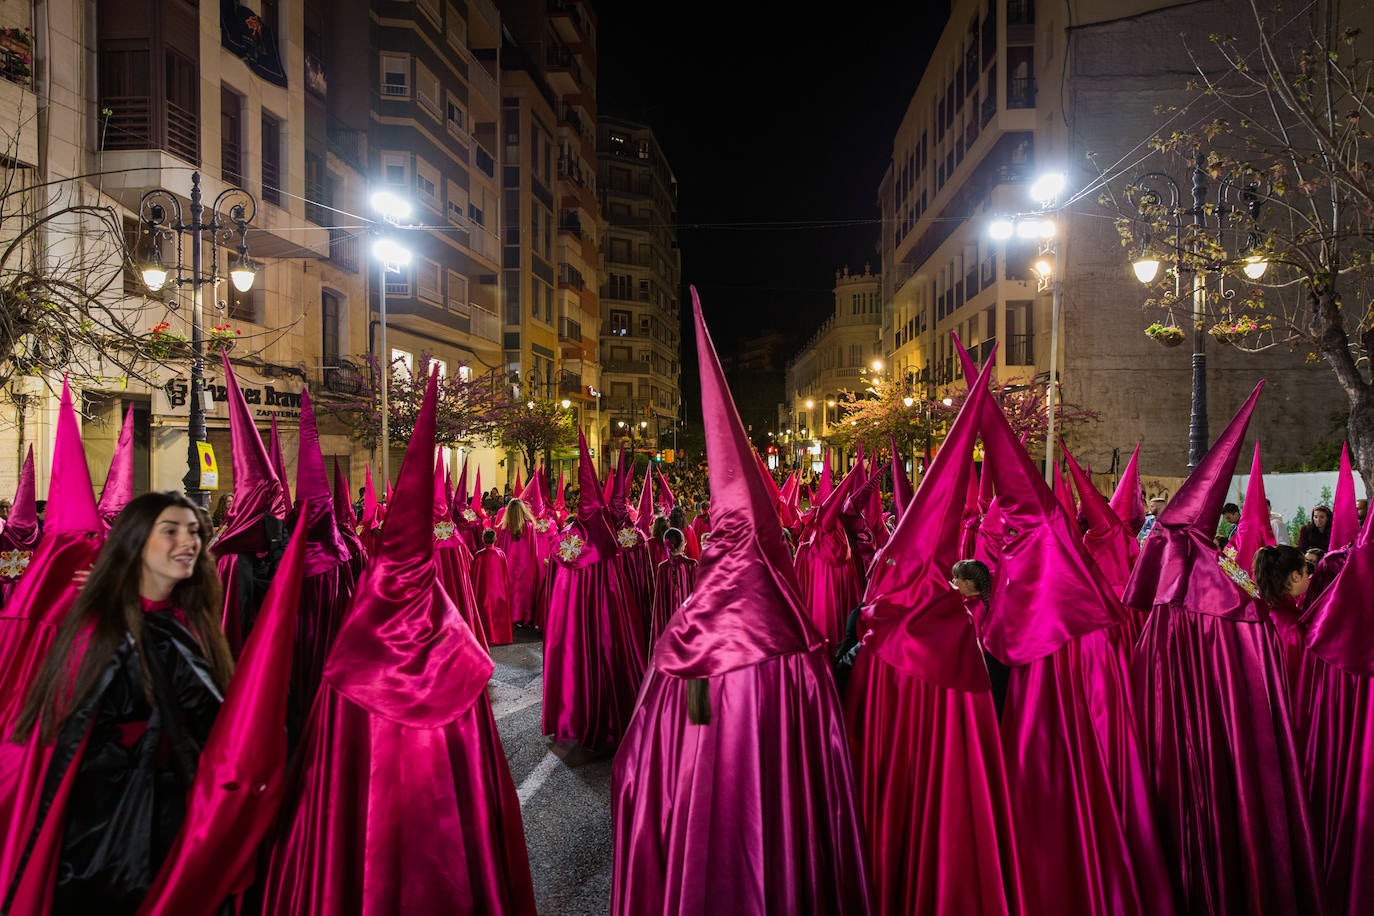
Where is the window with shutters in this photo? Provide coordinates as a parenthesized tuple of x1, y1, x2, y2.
(261, 112, 282, 205)
(380, 54, 409, 98)
(220, 86, 243, 184)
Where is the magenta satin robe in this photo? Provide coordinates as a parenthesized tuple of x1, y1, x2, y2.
(472, 545, 513, 646)
(495, 526, 542, 628)
(648, 554, 696, 647)
(793, 524, 863, 649)
(434, 533, 489, 653)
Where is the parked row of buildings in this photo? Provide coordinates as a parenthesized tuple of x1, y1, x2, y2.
(0, 0, 681, 500)
(784, 0, 1347, 485)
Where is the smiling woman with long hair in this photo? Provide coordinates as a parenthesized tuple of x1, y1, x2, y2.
(8, 491, 232, 914)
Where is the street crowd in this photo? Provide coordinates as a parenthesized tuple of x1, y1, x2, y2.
(0, 288, 1371, 915)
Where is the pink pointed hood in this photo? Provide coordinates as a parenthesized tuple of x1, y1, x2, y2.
(140, 508, 309, 910)
(1303, 485, 1374, 674)
(332, 458, 358, 534)
(634, 461, 656, 539)
(360, 464, 382, 532)
(323, 367, 491, 726)
(450, 457, 469, 521)
(654, 287, 820, 677)
(433, 450, 452, 528)
(602, 446, 621, 505)
(976, 374, 1130, 665)
(609, 448, 633, 528)
(46, 376, 102, 535)
(0, 445, 39, 550)
(1329, 442, 1359, 550)
(556, 427, 619, 562)
(1122, 382, 1266, 619)
(269, 415, 292, 510)
(655, 465, 675, 514)
(1064, 440, 1139, 595)
(818, 451, 834, 503)
(469, 468, 487, 522)
(554, 468, 567, 520)
(1109, 443, 1146, 533)
(889, 435, 913, 521)
(294, 386, 349, 574)
(97, 404, 135, 527)
(519, 467, 550, 518)
(1224, 442, 1277, 579)
(212, 354, 287, 555)
(861, 352, 994, 690)
(1052, 460, 1076, 524)
(512, 465, 523, 499)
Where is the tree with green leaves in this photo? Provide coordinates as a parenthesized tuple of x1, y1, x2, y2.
(497, 397, 577, 478)
(331, 354, 506, 449)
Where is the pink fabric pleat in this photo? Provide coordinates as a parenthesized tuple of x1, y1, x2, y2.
(435, 537, 489, 653)
(495, 527, 542, 627)
(1000, 626, 1176, 914)
(846, 652, 1021, 916)
(648, 555, 697, 649)
(793, 526, 863, 649)
(471, 546, 512, 646)
(261, 686, 536, 914)
(541, 554, 646, 750)
(1131, 607, 1324, 914)
(612, 651, 871, 915)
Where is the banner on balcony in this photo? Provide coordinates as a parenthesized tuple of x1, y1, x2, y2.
(221, 0, 288, 88)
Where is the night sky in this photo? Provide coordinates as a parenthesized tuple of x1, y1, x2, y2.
(594, 2, 950, 403)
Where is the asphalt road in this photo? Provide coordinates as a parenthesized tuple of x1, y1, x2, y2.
(490, 627, 614, 915)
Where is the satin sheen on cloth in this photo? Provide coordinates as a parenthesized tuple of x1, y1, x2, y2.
(647, 554, 696, 648)
(471, 545, 513, 646)
(1124, 382, 1325, 914)
(261, 368, 534, 915)
(613, 652, 871, 915)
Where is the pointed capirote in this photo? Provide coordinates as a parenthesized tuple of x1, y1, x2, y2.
(554, 468, 567, 517)
(634, 460, 655, 538)
(433, 449, 451, 526)
(520, 465, 549, 517)
(332, 458, 358, 532)
(974, 366, 1129, 665)
(818, 451, 834, 503)
(512, 465, 523, 500)
(1063, 440, 1119, 537)
(1330, 442, 1360, 550)
(655, 465, 676, 514)
(361, 464, 381, 529)
(269, 414, 292, 508)
(96, 403, 135, 527)
(1226, 441, 1276, 577)
(469, 468, 485, 519)
(445, 466, 454, 511)
(602, 445, 622, 505)
(213, 353, 287, 554)
(46, 376, 101, 535)
(1052, 459, 1077, 522)
(452, 456, 470, 519)
(1122, 382, 1265, 616)
(140, 506, 310, 911)
(654, 287, 819, 676)
(294, 387, 349, 564)
(1109, 442, 1146, 533)
(4, 445, 37, 541)
(576, 427, 605, 515)
(610, 445, 631, 519)
(953, 329, 980, 384)
(889, 435, 913, 522)
(861, 351, 993, 687)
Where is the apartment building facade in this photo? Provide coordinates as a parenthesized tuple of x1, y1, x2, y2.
(596, 115, 681, 468)
(876, 0, 1347, 480)
(782, 266, 882, 469)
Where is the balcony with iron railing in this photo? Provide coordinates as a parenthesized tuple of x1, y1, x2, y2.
(1008, 76, 1036, 110)
(328, 229, 359, 272)
(467, 61, 498, 115)
(558, 317, 582, 342)
(1005, 332, 1034, 366)
(321, 359, 367, 396)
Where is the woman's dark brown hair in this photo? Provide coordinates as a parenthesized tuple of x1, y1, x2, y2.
(686, 678, 711, 725)
(1252, 544, 1306, 606)
(13, 491, 232, 745)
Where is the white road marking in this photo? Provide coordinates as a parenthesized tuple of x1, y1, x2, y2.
(517, 750, 563, 804)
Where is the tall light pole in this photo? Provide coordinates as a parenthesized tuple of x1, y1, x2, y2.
(1127, 150, 1267, 468)
(140, 172, 257, 509)
(370, 190, 412, 486)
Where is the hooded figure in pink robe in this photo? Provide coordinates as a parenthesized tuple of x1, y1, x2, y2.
(286, 388, 361, 738)
(471, 531, 513, 646)
(210, 354, 288, 655)
(332, 458, 366, 579)
(432, 452, 488, 652)
(542, 429, 648, 750)
(359, 465, 384, 559)
(261, 368, 536, 915)
(647, 532, 696, 649)
(96, 404, 135, 529)
(1063, 441, 1141, 618)
(975, 367, 1176, 916)
(609, 449, 654, 634)
(793, 462, 864, 649)
(845, 354, 1022, 916)
(1123, 381, 1324, 914)
(1305, 442, 1359, 605)
(612, 287, 872, 914)
(1299, 502, 1374, 915)
(0, 446, 40, 608)
(0, 378, 108, 913)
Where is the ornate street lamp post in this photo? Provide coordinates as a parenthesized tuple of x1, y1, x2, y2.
(140, 172, 257, 509)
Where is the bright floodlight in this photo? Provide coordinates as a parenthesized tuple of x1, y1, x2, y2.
(988, 218, 1015, 240)
(370, 190, 412, 222)
(1033, 258, 1054, 279)
(1242, 256, 1268, 280)
(561, 398, 571, 409)
(942, 397, 953, 406)
(1132, 257, 1161, 284)
(805, 399, 814, 409)
(1030, 172, 1067, 203)
(871, 359, 884, 372)
(372, 237, 412, 266)
(1016, 218, 1055, 240)
(902, 396, 915, 407)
